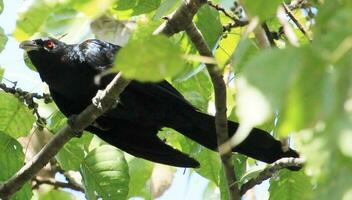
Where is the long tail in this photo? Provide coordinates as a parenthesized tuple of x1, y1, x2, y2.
(166, 110, 300, 170)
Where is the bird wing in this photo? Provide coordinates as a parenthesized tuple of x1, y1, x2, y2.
(78, 39, 121, 71)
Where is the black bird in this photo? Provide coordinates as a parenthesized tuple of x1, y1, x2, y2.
(19, 38, 300, 170)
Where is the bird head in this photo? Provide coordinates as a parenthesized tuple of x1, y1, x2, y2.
(19, 38, 66, 53)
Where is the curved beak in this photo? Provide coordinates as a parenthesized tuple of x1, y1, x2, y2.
(19, 40, 39, 52)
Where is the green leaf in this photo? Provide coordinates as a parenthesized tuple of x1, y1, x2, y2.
(14, 0, 113, 40)
(269, 170, 313, 200)
(153, 0, 180, 19)
(114, 0, 137, 10)
(114, 35, 185, 82)
(56, 132, 93, 171)
(127, 158, 153, 198)
(231, 38, 259, 73)
(0, 67, 4, 81)
(47, 111, 67, 133)
(0, 92, 35, 138)
(195, 148, 221, 185)
(219, 166, 229, 200)
(39, 189, 74, 200)
(23, 52, 37, 71)
(0, 26, 7, 53)
(0, 0, 3, 15)
(244, 0, 281, 21)
(42, 8, 90, 40)
(80, 145, 129, 200)
(132, 0, 161, 15)
(195, 5, 222, 49)
(14, 0, 53, 40)
(172, 70, 212, 111)
(0, 132, 32, 199)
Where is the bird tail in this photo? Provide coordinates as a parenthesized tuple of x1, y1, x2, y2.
(168, 110, 300, 170)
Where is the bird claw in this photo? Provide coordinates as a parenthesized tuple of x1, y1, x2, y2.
(92, 90, 105, 111)
(68, 115, 83, 138)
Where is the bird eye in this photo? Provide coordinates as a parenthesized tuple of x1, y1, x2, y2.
(45, 40, 55, 49)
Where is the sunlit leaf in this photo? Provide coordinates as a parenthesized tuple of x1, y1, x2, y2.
(80, 145, 129, 200)
(0, 132, 32, 199)
(153, 0, 180, 19)
(114, 35, 185, 82)
(269, 170, 313, 200)
(0, 26, 7, 53)
(39, 189, 74, 200)
(244, 0, 281, 21)
(0, 92, 35, 138)
(56, 133, 93, 171)
(0, 0, 3, 14)
(127, 158, 153, 198)
(195, 5, 222, 49)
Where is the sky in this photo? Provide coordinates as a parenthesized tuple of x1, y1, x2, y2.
(0, 1, 210, 199)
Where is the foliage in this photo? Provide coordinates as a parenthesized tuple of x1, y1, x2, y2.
(0, 0, 351, 199)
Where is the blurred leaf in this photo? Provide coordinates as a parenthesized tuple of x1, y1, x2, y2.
(0, 92, 35, 138)
(14, 0, 53, 40)
(0, 67, 4, 81)
(153, 0, 180, 20)
(132, 0, 161, 15)
(269, 170, 313, 200)
(42, 8, 91, 41)
(39, 189, 74, 200)
(114, 35, 185, 82)
(128, 158, 153, 198)
(14, 0, 113, 40)
(0, 0, 3, 14)
(244, 0, 281, 21)
(56, 133, 93, 171)
(80, 145, 129, 200)
(231, 38, 259, 73)
(114, 0, 137, 10)
(23, 52, 37, 71)
(195, 5, 222, 49)
(0, 131, 32, 199)
(0, 26, 7, 53)
(278, 48, 327, 135)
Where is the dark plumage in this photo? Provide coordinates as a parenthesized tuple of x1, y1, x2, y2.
(19, 38, 300, 170)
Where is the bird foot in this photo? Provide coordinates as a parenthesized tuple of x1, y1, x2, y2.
(92, 90, 106, 111)
(67, 115, 83, 138)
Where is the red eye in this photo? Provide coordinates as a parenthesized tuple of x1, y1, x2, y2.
(45, 40, 55, 49)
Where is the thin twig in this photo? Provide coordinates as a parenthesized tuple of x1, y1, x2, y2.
(0, 83, 51, 128)
(33, 176, 84, 192)
(185, 22, 240, 200)
(282, 3, 311, 41)
(240, 157, 305, 195)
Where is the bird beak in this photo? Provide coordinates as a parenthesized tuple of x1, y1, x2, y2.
(19, 40, 39, 52)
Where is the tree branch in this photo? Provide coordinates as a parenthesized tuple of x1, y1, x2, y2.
(33, 176, 84, 192)
(0, 74, 130, 199)
(185, 22, 240, 200)
(153, 0, 207, 36)
(240, 157, 305, 195)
